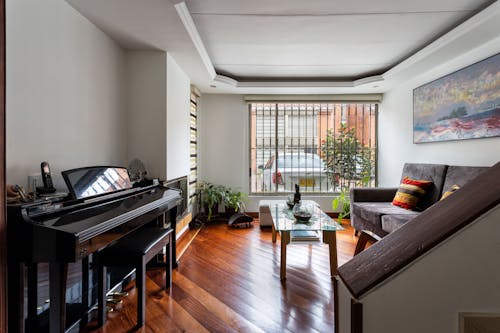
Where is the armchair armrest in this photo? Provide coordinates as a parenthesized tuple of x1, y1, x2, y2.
(350, 187, 398, 203)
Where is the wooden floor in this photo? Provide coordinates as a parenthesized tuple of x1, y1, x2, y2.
(83, 220, 357, 333)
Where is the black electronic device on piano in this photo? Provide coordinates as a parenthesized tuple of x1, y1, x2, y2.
(37, 161, 57, 194)
(7, 166, 182, 333)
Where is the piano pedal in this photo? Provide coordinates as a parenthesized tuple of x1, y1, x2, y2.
(109, 291, 128, 298)
(106, 297, 123, 305)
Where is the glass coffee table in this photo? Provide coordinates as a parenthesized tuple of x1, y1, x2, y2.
(269, 200, 344, 280)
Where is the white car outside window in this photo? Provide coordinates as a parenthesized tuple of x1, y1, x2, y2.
(262, 153, 329, 192)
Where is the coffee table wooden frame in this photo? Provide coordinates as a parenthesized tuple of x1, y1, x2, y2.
(271, 213, 339, 281)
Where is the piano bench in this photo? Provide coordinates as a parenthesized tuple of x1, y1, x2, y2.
(95, 227, 173, 328)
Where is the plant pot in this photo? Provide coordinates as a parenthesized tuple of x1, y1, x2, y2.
(225, 206, 237, 216)
(204, 203, 219, 220)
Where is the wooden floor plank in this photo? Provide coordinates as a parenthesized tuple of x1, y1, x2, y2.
(172, 271, 266, 333)
(182, 230, 335, 324)
(83, 219, 357, 332)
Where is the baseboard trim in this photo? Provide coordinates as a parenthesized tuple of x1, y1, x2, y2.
(176, 227, 202, 261)
(176, 224, 189, 240)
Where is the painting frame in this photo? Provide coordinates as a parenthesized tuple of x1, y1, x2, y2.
(413, 53, 500, 144)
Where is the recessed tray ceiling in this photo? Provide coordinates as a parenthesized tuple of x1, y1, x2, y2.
(186, 0, 493, 80)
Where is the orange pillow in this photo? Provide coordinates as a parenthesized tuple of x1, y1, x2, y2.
(392, 177, 433, 210)
(440, 184, 460, 200)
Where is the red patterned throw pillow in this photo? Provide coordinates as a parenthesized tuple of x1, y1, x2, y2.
(392, 177, 433, 210)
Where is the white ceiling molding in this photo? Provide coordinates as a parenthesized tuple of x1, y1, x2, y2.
(384, 1, 499, 79)
(244, 94, 383, 102)
(176, 1, 386, 89)
(174, 2, 217, 79)
(236, 75, 384, 88)
(353, 75, 386, 87)
(213, 74, 238, 87)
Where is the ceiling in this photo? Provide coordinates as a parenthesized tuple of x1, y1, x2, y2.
(67, 0, 499, 93)
(186, 0, 491, 80)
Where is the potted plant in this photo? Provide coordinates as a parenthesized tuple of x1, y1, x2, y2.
(197, 182, 225, 221)
(224, 189, 247, 216)
(332, 187, 350, 222)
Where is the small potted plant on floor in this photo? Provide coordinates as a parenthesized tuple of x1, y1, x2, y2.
(332, 187, 350, 222)
(224, 189, 247, 216)
(198, 182, 225, 221)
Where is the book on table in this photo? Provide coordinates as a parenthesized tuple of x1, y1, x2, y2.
(290, 230, 320, 241)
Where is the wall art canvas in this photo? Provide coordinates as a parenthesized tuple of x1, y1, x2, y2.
(413, 53, 500, 143)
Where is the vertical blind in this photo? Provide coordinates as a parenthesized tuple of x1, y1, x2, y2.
(189, 92, 198, 206)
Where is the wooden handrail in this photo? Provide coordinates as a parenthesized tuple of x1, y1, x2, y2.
(338, 162, 500, 298)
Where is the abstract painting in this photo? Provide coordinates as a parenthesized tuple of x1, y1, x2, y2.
(413, 53, 500, 143)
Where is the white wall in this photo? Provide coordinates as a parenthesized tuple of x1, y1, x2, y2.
(166, 54, 191, 181)
(125, 52, 191, 182)
(198, 94, 248, 189)
(6, 0, 127, 189)
(378, 37, 500, 187)
(125, 51, 167, 180)
(359, 205, 500, 333)
(198, 94, 338, 212)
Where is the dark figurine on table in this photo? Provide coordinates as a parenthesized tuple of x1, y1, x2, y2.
(293, 184, 301, 204)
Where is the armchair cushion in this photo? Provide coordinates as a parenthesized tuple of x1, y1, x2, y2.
(351, 202, 417, 224)
(350, 187, 398, 203)
(381, 214, 418, 233)
(442, 166, 488, 191)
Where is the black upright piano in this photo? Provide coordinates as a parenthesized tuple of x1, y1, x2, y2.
(7, 166, 182, 333)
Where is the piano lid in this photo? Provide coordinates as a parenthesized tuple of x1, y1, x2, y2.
(62, 166, 132, 200)
(28, 188, 181, 242)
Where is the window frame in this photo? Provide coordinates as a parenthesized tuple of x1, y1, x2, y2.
(248, 102, 379, 195)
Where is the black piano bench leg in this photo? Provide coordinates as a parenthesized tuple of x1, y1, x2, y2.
(166, 236, 172, 290)
(136, 259, 146, 327)
(98, 265, 107, 326)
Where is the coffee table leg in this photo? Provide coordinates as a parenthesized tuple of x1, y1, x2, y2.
(323, 230, 338, 277)
(272, 223, 277, 243)
(280, 231, 290, 280)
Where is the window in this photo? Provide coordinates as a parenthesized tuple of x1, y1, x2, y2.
(250, 102, 377, 193)
(189, 92, 198, 206)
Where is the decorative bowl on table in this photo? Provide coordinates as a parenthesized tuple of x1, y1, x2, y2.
(292, 201, 312, 222)
(293, 211, 312, 222)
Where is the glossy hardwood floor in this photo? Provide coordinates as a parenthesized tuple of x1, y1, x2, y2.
(83, 219, 357, 333)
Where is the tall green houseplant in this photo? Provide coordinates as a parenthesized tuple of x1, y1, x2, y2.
(320, 124, 374, 190)
(321, 124, 374, 220)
